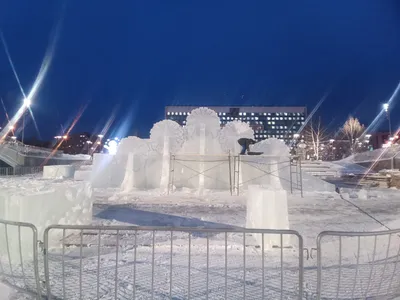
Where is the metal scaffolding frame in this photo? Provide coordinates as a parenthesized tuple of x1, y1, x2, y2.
(168, 154, 303, 196)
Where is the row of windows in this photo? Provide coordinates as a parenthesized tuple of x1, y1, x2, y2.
(175, 119, 304, 128)
(167, 111, 305, 117)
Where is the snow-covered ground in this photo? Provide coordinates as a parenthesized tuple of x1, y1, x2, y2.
(1, 185, 400, 299)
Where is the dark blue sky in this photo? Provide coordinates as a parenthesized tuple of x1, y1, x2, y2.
(1, 0, 400, 140)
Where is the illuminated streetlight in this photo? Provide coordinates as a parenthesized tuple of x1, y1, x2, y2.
(383, 103, 392, 167)
(23, 98, 31, 107)
(62, 135, 68, 139)
(98, 134, 104, 139)
(365, 134, 371, 139)
(383, 103, 389, 112)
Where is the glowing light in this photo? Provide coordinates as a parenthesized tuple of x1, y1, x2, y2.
(98, 134, 104, 138)
(329, 139, 335, 143)
(293, 133, 300, 139)
(62, 135, 68, 139)
(54, 136, 62, 139)
(365, 134, 371, 139)
(383, 103, 389, 112)
(8, 125, 14, 130)
(97, 141, 101, 145)
(106, 140, 118, 155)
(23, 98, 31, 107)
(11, 136, 16, 140)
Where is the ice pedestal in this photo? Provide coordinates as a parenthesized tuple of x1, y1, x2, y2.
(43, 165, 75, 179)
(246, 185, 291, 249)
(0, 178, 93, 262)
(121, 152, 135, 193)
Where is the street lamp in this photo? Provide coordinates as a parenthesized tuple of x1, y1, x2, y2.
(23, 98, 31, 107)
(384, 103, 394, 168)
(383, 103, 392, 137)
(21, 98, 31, 144)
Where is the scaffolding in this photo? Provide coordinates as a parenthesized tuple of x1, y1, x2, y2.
(168, 154, 303, 196)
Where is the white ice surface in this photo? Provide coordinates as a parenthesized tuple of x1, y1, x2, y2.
(1, 182, 400, 299)
(0, 178, 93, 261)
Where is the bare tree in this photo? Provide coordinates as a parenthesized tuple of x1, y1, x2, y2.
(342, 116, 365, 154)
(304, 117, 328, 160)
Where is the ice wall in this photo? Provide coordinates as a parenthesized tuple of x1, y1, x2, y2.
(43, 165, 75, 179)
(0, 178, 93, 262)
(246, 185, 291, 249)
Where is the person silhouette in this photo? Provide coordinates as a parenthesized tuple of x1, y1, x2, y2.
(237, 138, 256, 155)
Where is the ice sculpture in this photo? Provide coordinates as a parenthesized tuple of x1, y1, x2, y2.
(251, 138, 289, 156)
(219, 120, 254, 154)
(150, 120, 185, 154)
(240, 138, 290, 190)
(150, 120, 186, 190)
(117, 136, 149, 156)
(185, 107, 221, 138)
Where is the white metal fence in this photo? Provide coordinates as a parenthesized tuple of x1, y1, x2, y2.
(316, 229, 400, 299)
(1, 220, 400, 299)
(0, 219, 41, 299)
(43, 225, 304, 300)
(0, 166, 43, 177)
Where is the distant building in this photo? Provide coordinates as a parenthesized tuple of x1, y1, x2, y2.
(165, 106, 307, 142)
(370, 132, 391, 149)
(55, 132, 102, 154)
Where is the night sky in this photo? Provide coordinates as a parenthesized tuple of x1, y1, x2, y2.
(1, 0, 400, 140)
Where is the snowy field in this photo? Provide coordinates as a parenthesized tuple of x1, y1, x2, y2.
(1, 185, 400, 299)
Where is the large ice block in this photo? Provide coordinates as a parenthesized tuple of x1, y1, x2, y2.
(246, 185, 291, 249)
(43, 165, 75, 179)
(0, 178, 93, 262)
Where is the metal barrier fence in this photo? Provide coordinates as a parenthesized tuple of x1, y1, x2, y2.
(316, 229, 400, 299)
(2, 220, 400, 299)
(0, 219, 41, 299)
(0, 166, 43, 177)
(43, 225, 304, 300)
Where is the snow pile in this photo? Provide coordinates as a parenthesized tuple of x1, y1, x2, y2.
(0, 178, 93, 261)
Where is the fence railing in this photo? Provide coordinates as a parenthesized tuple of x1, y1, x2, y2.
(0, 166, 43, 177)
(2, 220, 400, 300)
(316, 229, 400, 300)
(0, 219, 41, 299)
(43, 225, 303, 300)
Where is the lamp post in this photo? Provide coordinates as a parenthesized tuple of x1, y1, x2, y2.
(383, 103, 394, 169)
(383, 103, 392, 138)
(22, 98, 31, 144)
